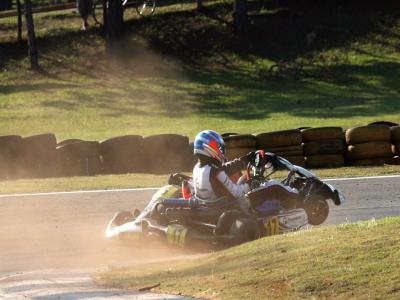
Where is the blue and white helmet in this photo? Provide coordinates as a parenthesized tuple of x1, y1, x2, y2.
(194, 130, 226, 163)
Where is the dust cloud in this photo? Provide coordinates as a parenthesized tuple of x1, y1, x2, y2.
(0, 192, 194, 275)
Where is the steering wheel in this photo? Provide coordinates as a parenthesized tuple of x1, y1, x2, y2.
(245, 151, 267, 188)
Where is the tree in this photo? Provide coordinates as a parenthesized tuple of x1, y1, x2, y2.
(106, 0, 124, 52)
(233, 0, 248, 37)
(24, 0, 39, 69)
(16, 0, 23, 44)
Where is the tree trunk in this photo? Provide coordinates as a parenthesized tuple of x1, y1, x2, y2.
(105, 0, 124, 52)
(102, 0, 108, 36)
(196, 0, 204, 13)
(16, 0, 23, 44)
(233, 0, 248, 37)
(24, 0, 39, 69)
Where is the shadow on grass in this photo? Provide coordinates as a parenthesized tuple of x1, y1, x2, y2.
(0, 0, 399, 122)
(122, 0, 400, 63)
(13, 60, 395, 121)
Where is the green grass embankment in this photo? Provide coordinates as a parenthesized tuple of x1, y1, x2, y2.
(98, 217, 400, 299)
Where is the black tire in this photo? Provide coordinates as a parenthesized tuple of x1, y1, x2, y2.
(57, 141, 100, 160)
(21, 133, 58, 178)
(347, 141, 393, 160)
(229, 218, 260, 245)
(226, 147, 256, 160)
(303, 139, 345, 155)
(305, 154, 345, 168)
(346, 125, 390, 145)
(144, 134, 189, 173)
(100, 135, 144, 174)
(368, 121, 398, 127)
(301, 127, 344, 142)
(57, 139, 84, 147)
(215, 210, 243, 235)
(304, 198, 329, 226)
(223, 134, 257, 148)
(284, 156, 306, 167)
(221, 132, 239, 137)
(391, 126, 400, 142)
(112, 210, 134, 226)
(255, 129, 302, 148)
(0, 135, 23, 159)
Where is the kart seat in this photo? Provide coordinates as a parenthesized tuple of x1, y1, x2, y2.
(162, 198, 191, 208)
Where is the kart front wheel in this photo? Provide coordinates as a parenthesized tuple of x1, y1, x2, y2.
(304, 198, 329, 226)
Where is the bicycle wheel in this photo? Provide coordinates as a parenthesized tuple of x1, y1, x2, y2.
(135, 0, 156, 16)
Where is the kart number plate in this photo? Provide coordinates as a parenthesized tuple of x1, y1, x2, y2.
(264, 216, 279, 235)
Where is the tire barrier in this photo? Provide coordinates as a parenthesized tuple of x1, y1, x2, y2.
(347, 142, 393, 160)
(305, 154, 345, 168)
(255, 129, 302, 148)
(265, 145, 303, 157)
(20, 133, 58, 178)
(100, 135, 144, 174)
(345, 125, 391, 145)
(283, 156, 306, 168)
(224, 134, 257, 160)
(349, 157, 395, 166)
(368, 121, 399, 127)
(0, 135, 24, 179)
(391, 126, 400, 143)
(143, 134, 190, 174)
(346, 125, 394, 166)
(57, 140, 101, 176)
(300, 127, 346, 169)
(302, 139, 345, 156)
(256, 129, 304, 168)
(301, 127, 344, 142)
(226, 147, 256, 160)
(0, 124, 398, 180)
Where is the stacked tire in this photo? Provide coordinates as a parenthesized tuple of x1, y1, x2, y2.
(0, 135, 24, 179)
(144, 134, 191, 174)
(302, 127, 346, 168)
(391, 126, 400, 165)
(57, 140, 101, 177)
(224, 134, 257, 160)
(346, 125, 394, 166)
(19, 133, 59, 178)
(100, 135, 144, 174)
(255, 129, 305, 167)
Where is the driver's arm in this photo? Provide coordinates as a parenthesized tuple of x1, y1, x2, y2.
(221, 152, 255, 176)
(210, 168, 250, 199)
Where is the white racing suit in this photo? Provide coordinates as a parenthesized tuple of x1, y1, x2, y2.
(192, 158, 300, 212)
(193, 163, 249, 202)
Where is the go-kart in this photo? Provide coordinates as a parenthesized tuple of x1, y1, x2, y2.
(105, 152, 344, 248)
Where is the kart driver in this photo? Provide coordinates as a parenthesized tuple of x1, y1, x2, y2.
(192, 130, 300, 208)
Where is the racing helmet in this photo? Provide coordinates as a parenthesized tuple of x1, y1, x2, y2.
(194, 130, 226, 163)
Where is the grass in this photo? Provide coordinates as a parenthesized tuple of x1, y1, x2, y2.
(0, 164, 398, 194)
(1, 1, 400, 141)
(97, 216, 400, 299)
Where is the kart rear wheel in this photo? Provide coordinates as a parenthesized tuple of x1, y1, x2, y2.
(215, 210, 242, 236)
(229, 218, 260, 245)
(304, 198, 329, 226)
(112, 210, 134, 226)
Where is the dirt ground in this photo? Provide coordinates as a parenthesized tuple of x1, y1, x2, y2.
(0, 189, 191, 274)
(0, 176, 399, 298)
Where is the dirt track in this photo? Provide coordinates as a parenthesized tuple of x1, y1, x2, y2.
(0, 176, 399, 299)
